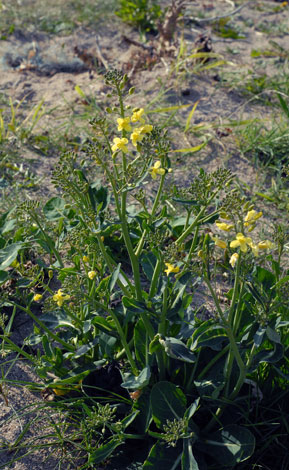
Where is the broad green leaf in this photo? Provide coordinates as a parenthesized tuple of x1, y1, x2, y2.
(133, 389, 152, 433)
(1, 218, 17, 234)
(0, 270, 9, 285)
(0, 242, 23, 270)
(159, 337, 196, 363)
(251, 343, 283, 367)
(91, 316, 118, 337)
(191, 322, 227, 351)
(143, 442, 182, 470)
(74, 338, 99, 359)
(141, 251, 157, 282)
(121, 366, 151, 390)
(41, 312, 77, 328)
(43, 197, 66, 220)
(266, 326, 281, 344)
(151, 381, 186, 429)
(88, 438, 123, 465)
(182, 439, 199, 470)
(203, 425, 255, 466)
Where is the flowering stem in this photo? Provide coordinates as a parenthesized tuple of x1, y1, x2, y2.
(228, 252, 242, 326)
(175, 192, 219, 246)
(96, 233, 131, 296)
(106, 307, 138, 376)
(135, 172, 166, 258)
(121, 191, 142, 299)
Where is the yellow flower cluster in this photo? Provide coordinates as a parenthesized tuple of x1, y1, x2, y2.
(111, 108, 153, 154)
(53, 289, 70, 307)
(213, 209, 274, 267)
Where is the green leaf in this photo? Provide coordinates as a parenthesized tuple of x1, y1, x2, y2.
(0, 270, 9, 285)
(184, 101, 199, 133)
(88, 182, 109, 212)
(91, 316, 118, 337)
(203, 425, 255, 466)
(182, 439, 199, 470)
(121, 366, 151, 390)
(141, 251, 157, 282)
(191, 322, 227, 351)
(134, 319, 147, 367)
(43, 197, 66, 220)
(108, 263, 121, 292)
(88, 438, 123, 465)
(133, 389, 152, 433)
(74, 338, 99, 359)
(0, 242, 23, 270)
(184, 398, 200, 421)
(1, 218, 17, 234)
(143, 442, 182, 469)
(266, 326, 281, 344)
(159, 337, 196, 363)
(151, 381, 186, 429)
(251, 343, 283, 366)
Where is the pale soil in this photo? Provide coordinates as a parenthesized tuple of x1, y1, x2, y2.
(0, 1, 289, 468)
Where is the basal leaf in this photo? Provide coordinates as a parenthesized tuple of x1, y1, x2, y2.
(151, 381, 186, 429)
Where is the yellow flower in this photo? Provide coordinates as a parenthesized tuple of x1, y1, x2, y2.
(111, 137, 129, 153)
(229, 253, 239, 268)
(88, 270, 96, 280)
(131, 108, 145, 123)
(258, 240, 274, 250)
(244, 209, 262, 227)
(33, 294, 43, 302)
(216, 221, 234, 232)
(117, 117, 131, 132)
(230, 233, 252, 253)
(164, 263, 180, 276)
(130, 125, 153, 147)
(149, 161, 166, 179)
(249, 242, 259, 257)
(139, 124, 153, 134)
(212, 236, 227, 250)
(131, 130, 144, 147)
(53, 289, 70, 307)
(82, 255, 89, 263)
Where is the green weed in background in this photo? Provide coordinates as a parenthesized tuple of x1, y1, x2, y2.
(0, 71, 288, 469)
(115, 0, 162, 34)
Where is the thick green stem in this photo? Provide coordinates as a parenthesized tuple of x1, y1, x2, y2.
(175, 192, 219, 246)
(135, 172, 166, 258)
(149, 258, 162, 298)
(96, 234, 131, 297)
(228, 252, 242, 326)
(121, 192, 142, 299)
(107, 309, 138, 376)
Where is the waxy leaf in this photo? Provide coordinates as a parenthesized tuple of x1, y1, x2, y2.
(203, 425, 255, 466)
(159, 337, 196, 363)
(143, 442, 182, 470)
(151, 381, 186, 429)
